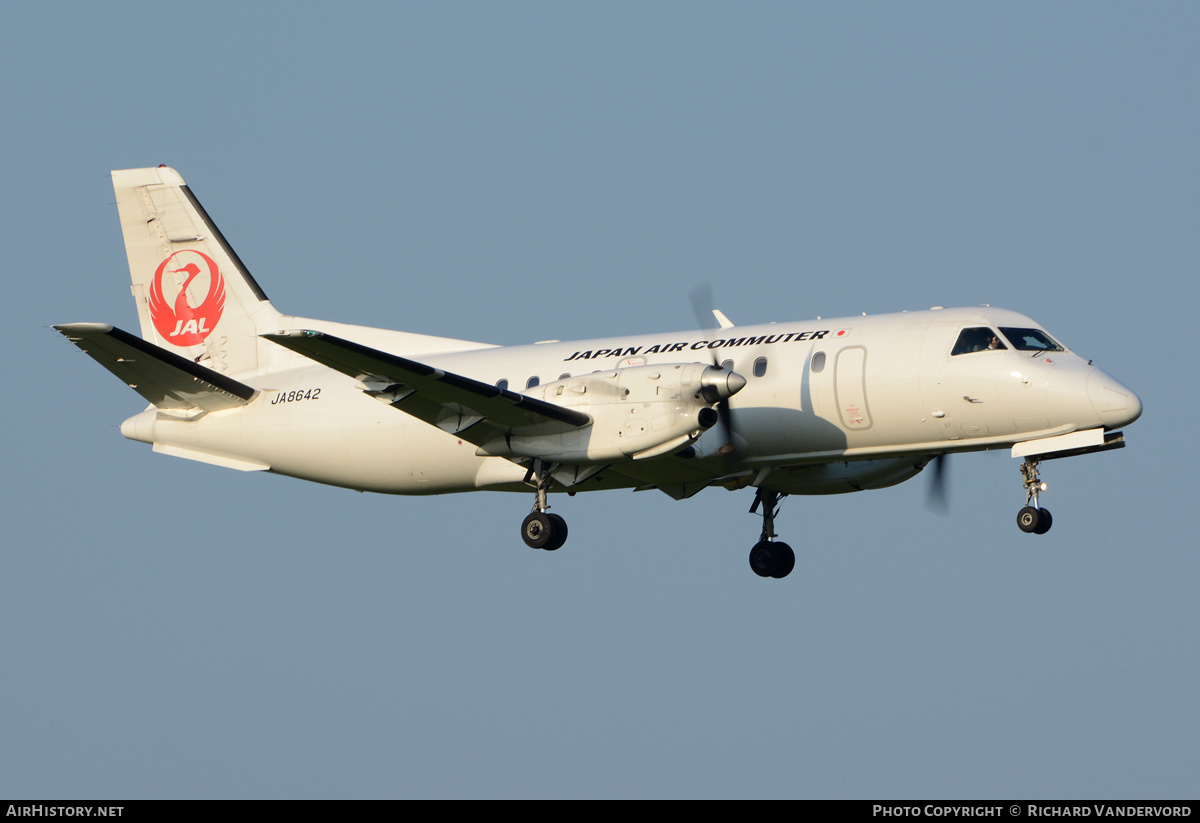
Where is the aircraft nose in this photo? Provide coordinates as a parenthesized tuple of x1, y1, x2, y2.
(1087, 369, 1142, 429)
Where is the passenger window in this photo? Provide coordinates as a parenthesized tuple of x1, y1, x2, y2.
(720, 359, 734, 372)
(526, 376, 540, 389)
(496, 379, 509, 391)
(811, 351, 826, 373)
(559, 373, 571, 380)
(951, 327, 1006, 355)
(753, 357, 768, 378)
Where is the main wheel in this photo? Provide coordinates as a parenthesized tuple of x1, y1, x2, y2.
(1033, 508, 1053, 535)
(749, 541, 775, 578)
(521, 512, 554, 549)
(544, 513, 568, 551)
(770, 542, 795, 579)
(1017, 506, 1041, 534)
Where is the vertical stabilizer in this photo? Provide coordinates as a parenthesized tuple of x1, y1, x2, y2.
(113, 166, 281, 376)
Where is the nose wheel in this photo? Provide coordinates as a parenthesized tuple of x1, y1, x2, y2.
(748, 489, 794, 578)
(1017, 506, 1052, 534)
(1017, 458, 1053, 535)
(520, 459, 569, 550)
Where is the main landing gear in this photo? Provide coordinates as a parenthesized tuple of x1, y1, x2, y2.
(1016, 457, 1053, 535)
(748, 489, 795, 579)
(520, 459, 568, 551)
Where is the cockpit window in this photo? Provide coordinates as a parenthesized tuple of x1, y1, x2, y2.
(951, 327, 1007, 355)
(999, 327, 1065, 353)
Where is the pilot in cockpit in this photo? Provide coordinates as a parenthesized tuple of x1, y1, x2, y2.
(952, 327, 1007, 355)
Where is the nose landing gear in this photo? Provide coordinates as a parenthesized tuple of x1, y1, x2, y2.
(1016, 457, 1053, 535)
(748, 489, 795, 578)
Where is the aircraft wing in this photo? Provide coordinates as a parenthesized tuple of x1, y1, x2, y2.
(262, 330, 591, 440)
(55, 323, 256, 412)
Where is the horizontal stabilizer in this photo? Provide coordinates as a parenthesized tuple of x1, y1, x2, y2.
(54, 323, 256, 412)
(262, 330, 590, 441)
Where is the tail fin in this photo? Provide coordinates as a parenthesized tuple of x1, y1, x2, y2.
(113, 166, 281, 376)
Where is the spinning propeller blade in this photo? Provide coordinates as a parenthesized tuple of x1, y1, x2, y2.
(925, 454, 950, 515)
(688, 282, 741, 456)
(689, 282, 719, 330)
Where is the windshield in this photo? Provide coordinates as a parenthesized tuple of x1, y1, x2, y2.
(999, 327, 1065, 353)
(951, 327, 1007, 355)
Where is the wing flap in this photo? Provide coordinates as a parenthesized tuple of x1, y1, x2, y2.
(55, 323, 256, 412)
(262, 330, 591, 440)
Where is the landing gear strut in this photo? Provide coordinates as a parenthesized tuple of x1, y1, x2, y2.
(1016, 457, 1053, 535)
(520, 459, 568, 550)
(748, 489, 795, 578)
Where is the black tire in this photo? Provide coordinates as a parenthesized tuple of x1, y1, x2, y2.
(521, 512, 553, 549)
(1017, 506, 1041, 533)
(544, 513, 568, 551)
(748, 541, 775, 577)
(1033, 508, 1053, 535)
(770, 542, 795, 579)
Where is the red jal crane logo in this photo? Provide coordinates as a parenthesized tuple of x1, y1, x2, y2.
(148, 250, 226, 346)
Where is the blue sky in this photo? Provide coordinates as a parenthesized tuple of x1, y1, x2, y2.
(2, 2, 1197, 798)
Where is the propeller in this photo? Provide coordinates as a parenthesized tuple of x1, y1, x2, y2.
(925, 454, 950, 515)
(689, 281, 720, 330)
(689, 282, 740, 456)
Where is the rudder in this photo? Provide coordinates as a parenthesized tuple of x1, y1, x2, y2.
(113, 166, 281, 376)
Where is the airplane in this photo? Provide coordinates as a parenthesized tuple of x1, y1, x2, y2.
(55, 166, 1143, 579)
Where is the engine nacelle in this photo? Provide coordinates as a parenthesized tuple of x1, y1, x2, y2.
(760, 457, 926, 495)
(477, 362, 745, 463)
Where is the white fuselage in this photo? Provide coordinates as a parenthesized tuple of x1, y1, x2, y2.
(124, 306, 1140, 498)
